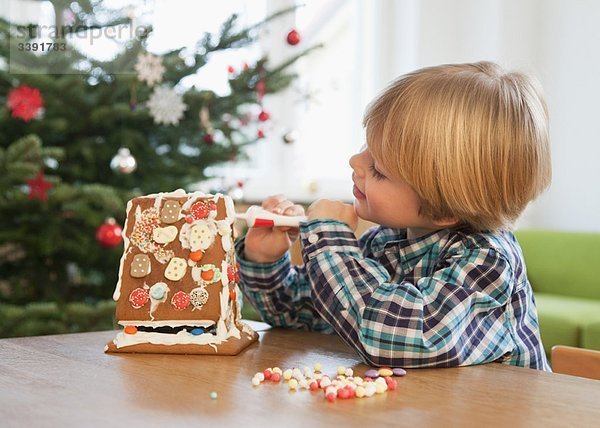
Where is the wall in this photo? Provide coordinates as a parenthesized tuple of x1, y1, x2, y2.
(361, 0, 600, 232)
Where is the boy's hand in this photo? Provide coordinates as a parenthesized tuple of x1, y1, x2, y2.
(243, 194, 305, 264)
(307, 199, 359, 231)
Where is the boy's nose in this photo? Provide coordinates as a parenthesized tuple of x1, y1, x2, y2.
(349, 151, 365, 176)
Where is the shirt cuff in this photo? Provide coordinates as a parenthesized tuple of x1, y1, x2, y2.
(235, 237, 291, 291)
(300, 219, 361, 264)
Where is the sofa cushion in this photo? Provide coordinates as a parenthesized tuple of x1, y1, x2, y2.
(516, 230, 600, 301)
(581, 320, 600, 351)
(534, 292, 600, 354)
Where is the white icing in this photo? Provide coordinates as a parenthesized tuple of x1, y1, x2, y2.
(118, 320, 215, 328)
(148, 282, 170, 320)
(221, 260, 229, 286)
(112, 324, 241, 348)
(113, 199, 133, 301)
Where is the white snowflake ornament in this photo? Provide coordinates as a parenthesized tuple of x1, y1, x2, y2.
(135, 53, 165, 86)
(147, 86, 187, 126)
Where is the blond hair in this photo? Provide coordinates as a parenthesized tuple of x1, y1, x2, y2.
(364, 61, 551, 231)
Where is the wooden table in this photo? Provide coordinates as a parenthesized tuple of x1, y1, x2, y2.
(1, 321, 599, 427)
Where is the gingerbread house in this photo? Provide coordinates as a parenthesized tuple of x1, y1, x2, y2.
(105, 189, 258, 355)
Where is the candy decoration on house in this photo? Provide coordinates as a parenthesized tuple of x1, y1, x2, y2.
(110, 147, 137, 174)
(106, 190, 258, 355)
(7, 84, 44, 121)
(26, 171, 53, 201)
(135, 52, 166, 86)
(147, 86, 187, 125)
(96, 218, 124, 248)
(286, 29, 301, 46)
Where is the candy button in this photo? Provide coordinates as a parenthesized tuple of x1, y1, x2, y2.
(392, 367, 407, 376)
(128, 288, 149, 309)
(201, 269, 215, 281)
(189, 250, 203, 262)
(378, 368, 393, 377)
(307, 233, 319, 244)
(364, 369, 379, 378)
(149, 283, 167, 300)
(171, 291, 191, 310)
(191, 328, 205, 336)
(124, 325, 137, 335)
(191, 202, 210, 220)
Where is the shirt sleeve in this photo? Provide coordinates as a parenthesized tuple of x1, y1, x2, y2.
(301, 219, 517, 368)
(234, 237, 333, 332)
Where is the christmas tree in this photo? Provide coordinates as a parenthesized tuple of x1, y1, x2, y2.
(0, 1, 313, 336)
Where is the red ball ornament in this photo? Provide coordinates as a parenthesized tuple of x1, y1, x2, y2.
(96, 218, 123, 248)
(258, 111, 270, 122)
(286, 29, 301, 46)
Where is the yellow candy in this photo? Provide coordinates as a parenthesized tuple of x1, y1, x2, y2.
(375, 382, 387, 394)
(337, 366, 346, 375)
(272, 367, 282, 375)
(288, 379, 298, 390)
(378, 368, 394, 377)
(283, 369, 293, 380)
(314, 363, 322, 372)
(355, 386, 366, 398)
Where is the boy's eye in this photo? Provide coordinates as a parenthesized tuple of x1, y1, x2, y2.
(369, 164, 386, 181)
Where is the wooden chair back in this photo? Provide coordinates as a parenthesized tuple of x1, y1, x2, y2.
(551, 345, 600, 380)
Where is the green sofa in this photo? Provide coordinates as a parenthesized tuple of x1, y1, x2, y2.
(516, 230, 600, 355)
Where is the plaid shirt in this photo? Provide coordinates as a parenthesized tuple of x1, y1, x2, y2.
(236, 219, 551, 371)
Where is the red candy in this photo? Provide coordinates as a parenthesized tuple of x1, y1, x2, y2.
(191, 202, 210, 220)
(228, 265, 237, 281)
(124, 325, 138, 335)
(337, 388, 350, 399)
(385, 377, 398, 390)
(263, 370, 272, 380)
(326, 393, 336, 402)
(201, 269, 215, 281)
(271, 372, 281, 382)
(186, 215, 194, 224)
(128, 288, 149, 309)
(309, 381, 319, 391)
(171, 291, 190, 310)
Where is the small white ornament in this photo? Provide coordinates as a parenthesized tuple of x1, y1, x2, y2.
(110, 148, 137, 174)
(147, 86, 187, 126)
(135, 52, 165, 86)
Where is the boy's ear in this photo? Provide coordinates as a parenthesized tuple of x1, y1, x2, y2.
(431, 217, 460, 228)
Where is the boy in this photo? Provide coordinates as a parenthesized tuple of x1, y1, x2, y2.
(235, 61, 552, 370)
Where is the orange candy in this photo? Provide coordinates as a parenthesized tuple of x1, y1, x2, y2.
(201, 269, 214, 281)
(124, 325, 137, 335)
(229, 289, 237, 301)
(189, 250, 203, 262)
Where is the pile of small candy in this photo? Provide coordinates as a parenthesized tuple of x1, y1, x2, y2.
(251, 363, 406, 402)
